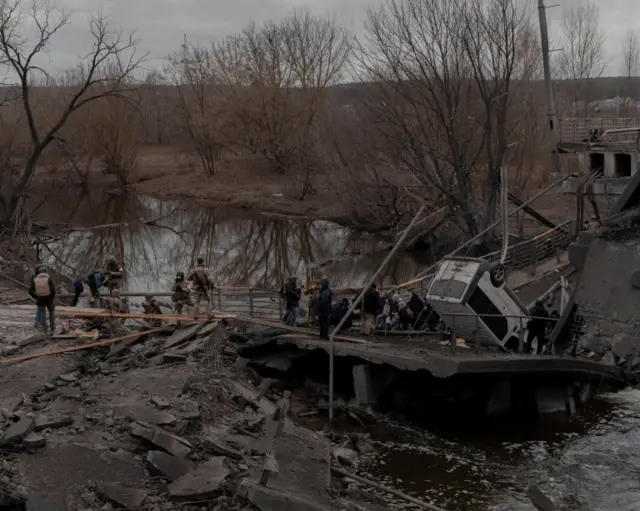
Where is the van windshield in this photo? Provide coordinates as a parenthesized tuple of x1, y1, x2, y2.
(429, 279, 468, 300)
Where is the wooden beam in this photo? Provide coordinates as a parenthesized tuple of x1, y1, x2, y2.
(56, 310, 236, 322)
(0, 328, 168, 365)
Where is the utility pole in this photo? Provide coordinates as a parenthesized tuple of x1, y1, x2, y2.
(538, 0, 562, 176)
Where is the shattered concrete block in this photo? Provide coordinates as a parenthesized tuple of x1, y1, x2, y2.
(0, 417, 33, 446)
(33, 415, 73, 432)
(129, 421, 156, 442)
(150, 396, 171, 410)
(332, 447, 357, 467)
(163, 323, 205, 351)
(23, 433, 46, 449)
(167, 457, 230, 499)
(197, 321, 219, 338)
(161, 353, 187, 364)
(125, 407, 177, 427)
(146, 450, 193, 481)
(612, 333, 640, 362)
(58, 373, 79, 383)
(239, 480, 327, 511)
(96, 482, 147, 509)
(201, 436, 243, 460)
(130, 421, 192, 458)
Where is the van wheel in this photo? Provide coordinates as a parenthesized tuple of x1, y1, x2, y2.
(489, 263, 506, 287)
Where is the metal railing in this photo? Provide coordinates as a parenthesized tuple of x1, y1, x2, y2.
(558, 117, 640, 145)
(397, 220, 574, 298)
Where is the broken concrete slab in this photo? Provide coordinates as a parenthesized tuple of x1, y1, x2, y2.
(161, 353, 187, 364)
(197, 320, 219, 338)
(146, 450, 193, 481)
(130, 421, 192, 458)
(33, 415, 73, 432)
(612, 333, 640, 362)
(0, 417, 33, 446)
(108, 334, 145, 358)
(163, 323, 205, 351)
(58, 373, 78, 383)
(333, 447, 357, 467)
(150, 396, 171, 410)
(201, 436, 243, 460)
(225, 434, 259, 455)
(176, 338, 206, 356)
(168, 457, 230, 499)
(23, 432, 46, 449)
(97, 482, 147, 509)
(239, 480, 326, 511)
(125, 407, 177, 427)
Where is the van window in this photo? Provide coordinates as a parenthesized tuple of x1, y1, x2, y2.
(429, 279, 468, 299)
(467, 286, 508, 339)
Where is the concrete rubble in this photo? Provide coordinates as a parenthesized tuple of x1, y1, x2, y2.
(0, 313, 376, 511)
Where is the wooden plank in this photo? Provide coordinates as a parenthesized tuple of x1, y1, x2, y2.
(55, 310, 236, 322)
(0, 328, 168, 365)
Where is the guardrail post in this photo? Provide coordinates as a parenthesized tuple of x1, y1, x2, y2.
(249, 288, 254, 318)
(518, 317, 525, 354)
(450, 316, 456, 354)
(474, 315, 480, 352)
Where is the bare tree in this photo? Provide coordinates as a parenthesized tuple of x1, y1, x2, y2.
(0, 0, 144, 226)
(621, 28, 640, 114)
(211, 9, 351, 191)
(360, 0, 528, 241)
(558, 2, 606, 115)
(165, 46, 225, 176)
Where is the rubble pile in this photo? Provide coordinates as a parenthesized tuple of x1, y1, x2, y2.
(0, 316, 377, 510)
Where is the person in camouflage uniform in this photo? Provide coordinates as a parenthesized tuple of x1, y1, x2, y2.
(104, 255, 124, 295)
(171, 271, 193, 315)
(188, 257, 215, 316)
(141, 294, 164, 328)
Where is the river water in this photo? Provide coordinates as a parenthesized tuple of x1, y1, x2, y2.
(31, 191, 640, 511)
(32, 190, 427, 291)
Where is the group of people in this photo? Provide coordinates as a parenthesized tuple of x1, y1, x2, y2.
(279, 277, 441, 339)
(30, 255, 218, 335)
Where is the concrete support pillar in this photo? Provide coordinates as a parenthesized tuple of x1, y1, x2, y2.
(352, 365, 377, 406)
(564, 386, 576, 415)
(604, 151, 615, 177)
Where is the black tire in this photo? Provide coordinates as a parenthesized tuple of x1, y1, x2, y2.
(489, 263, 506, 287)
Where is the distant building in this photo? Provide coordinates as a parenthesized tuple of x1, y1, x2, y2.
(559, 117, 640, 215)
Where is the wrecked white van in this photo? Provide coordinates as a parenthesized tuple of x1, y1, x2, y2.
(426, 256, 529, 349)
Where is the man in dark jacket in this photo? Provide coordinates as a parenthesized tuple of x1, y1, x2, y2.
(317, 279, 333, 339)
(408, 292, 425, 329)
(526, 300, 550, 354)
(29, 265, 56, 335)
(72, 269, 104, 306)
(331, 298, 352, 331)
(361, 284, 379, 334)
(280, 276, 301, 326)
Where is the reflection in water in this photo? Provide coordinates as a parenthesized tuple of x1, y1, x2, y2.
(31, 191, 424, 291)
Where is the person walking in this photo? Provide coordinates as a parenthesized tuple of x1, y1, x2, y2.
(171, 271, 193, 315)
(188, 257, 215, 316)
(361, 283, 379, 335)
(317, 278, 333, 340)
(29, 265, 56, 336)
(280, 276, 301, 326)
(104, 256, 124, 295)
(526, 300, 550, 354)
(72, 269, 104, 306)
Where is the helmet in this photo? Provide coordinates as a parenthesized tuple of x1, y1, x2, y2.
(35, 265, 48, 275)
(176, 271, 185, 280)
(106, 255, 116, 264)
(145, 294, 154, 301)
(196, 257, 204, 265)
(112, 289, 121, 297)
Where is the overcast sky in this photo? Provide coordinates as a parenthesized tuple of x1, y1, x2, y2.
(11, 0, 640, 80)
